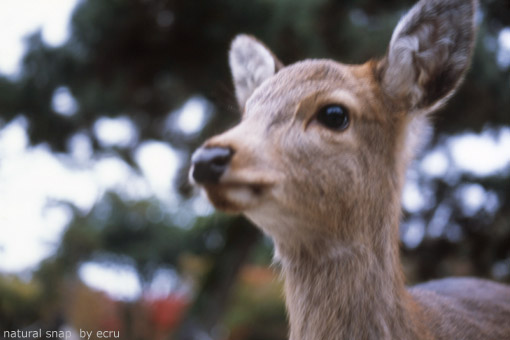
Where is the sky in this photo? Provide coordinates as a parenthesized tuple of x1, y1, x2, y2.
(0, 0, 80, 75)
(0, 0, 509, 300)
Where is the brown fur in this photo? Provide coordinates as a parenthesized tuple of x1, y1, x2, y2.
(191, 0, 510, 339)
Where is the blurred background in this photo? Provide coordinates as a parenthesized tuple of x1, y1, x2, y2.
(0, 0, 509, 339)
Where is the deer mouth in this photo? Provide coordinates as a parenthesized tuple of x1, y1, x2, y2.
(200, 181, 271, 213)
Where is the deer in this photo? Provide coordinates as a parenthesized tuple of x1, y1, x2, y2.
(189, 0, 510, 338)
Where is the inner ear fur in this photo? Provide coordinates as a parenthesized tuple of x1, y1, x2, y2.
(229, 34, 283, 109)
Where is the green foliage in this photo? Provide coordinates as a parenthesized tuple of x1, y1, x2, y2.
(0, 275, 44, 330)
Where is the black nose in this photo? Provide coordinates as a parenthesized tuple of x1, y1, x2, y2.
(191, 146, 233, 183)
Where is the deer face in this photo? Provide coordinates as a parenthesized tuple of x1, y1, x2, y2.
(191, 56, 400, 243)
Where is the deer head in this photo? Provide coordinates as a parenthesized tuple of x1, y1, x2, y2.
(190, 0, 477, 261)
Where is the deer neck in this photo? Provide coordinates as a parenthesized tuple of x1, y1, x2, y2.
(276, 218, 421, 340)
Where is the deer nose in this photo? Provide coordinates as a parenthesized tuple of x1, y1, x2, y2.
(191, 146, 233, 184)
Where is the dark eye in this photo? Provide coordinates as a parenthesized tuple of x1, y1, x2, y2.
(315, 104, 349, 131)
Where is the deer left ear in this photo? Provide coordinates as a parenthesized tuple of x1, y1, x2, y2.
(378, 0, 477, 112)
(229, 35, 283, 109)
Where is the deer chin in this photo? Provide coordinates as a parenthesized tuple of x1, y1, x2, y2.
(201, 182, 268, 213)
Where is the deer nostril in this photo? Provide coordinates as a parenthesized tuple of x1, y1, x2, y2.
(191, 146, 234, 184)
(211, 153, 231, 167)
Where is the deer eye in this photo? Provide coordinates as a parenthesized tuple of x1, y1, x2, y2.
(315, 104, 349, 131)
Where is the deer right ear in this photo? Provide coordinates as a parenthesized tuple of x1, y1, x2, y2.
(229, 35, 283, 109)
(378, 0, 477, 112)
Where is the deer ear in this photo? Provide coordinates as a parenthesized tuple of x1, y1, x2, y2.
(229, 34, 283, 109)
(378, 0, 477, 111)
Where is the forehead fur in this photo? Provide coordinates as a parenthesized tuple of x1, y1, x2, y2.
(246, 60, 345, 109)
(245, 59, 390, 125)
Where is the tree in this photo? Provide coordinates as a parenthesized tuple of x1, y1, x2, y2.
(0, 0, 509, 339)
